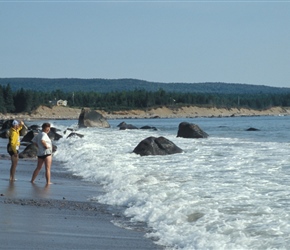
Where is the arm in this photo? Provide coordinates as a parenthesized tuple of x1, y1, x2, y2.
(41, 139, 50, 149)
(18, 121, 24, 131)
(41, 133, 52, 150)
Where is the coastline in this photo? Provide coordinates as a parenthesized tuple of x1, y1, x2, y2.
(0, 105, 290, 121)
(0, 106, 163, 249)
(0, 158, 161, 250)
(1, 107, 289, 249)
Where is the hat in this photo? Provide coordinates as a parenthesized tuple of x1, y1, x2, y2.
(12, 120, 19, 126)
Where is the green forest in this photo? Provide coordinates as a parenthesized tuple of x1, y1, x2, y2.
(1, 77, 290, 95)
(0, 84, 290, 114)
(0, 84, 290, 113)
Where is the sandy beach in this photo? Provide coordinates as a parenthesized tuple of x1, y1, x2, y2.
(0, 104, 289, 249)
(0, 157, 161, 250)
(1, 105, 290, 121)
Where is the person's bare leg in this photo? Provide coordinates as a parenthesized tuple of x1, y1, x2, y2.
(44, 156, 52, 185)
(10, 154, 18, 181)
(31, 158, 44, 183)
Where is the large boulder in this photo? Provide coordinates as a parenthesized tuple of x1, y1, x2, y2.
(177, 122, 208, 139)
(78, 108, 110, 128)
(21, 127, 62, 143)
(21, 130, 36, 143)
(133, 136, 183, 156)
(28, 124, 41, 131)
(1, 119, 14, 131)
(19, 143, 38, 158)
(19, 143, 57, 159)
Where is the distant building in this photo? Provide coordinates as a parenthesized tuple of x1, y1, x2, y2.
(57, 100, 67, 106)
(49, 99, 68, 107)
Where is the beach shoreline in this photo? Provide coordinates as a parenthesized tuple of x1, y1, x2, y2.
(1, 105, 289, 121)
(0, 158, 161, 250)
(1, 108, 289, 249)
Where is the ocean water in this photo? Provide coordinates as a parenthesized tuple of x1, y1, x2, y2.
(34, 116, 290, 249)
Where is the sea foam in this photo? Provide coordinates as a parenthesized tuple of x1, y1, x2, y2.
(52, 116, 290, 249)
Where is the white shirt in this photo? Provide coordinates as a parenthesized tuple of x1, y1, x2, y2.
(32, 131, 52, 156)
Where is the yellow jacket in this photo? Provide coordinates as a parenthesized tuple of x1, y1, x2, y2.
(8, 125, 23, 154)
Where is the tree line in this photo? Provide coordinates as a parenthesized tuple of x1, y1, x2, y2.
(0, 84, 290, 114)
(2, 78, 290, 95)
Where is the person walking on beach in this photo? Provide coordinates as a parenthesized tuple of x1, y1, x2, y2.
(7, 120, 24, 181)
(31, 122, 53, 185)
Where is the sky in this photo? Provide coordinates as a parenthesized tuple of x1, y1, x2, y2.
(0, 0, 290, 88)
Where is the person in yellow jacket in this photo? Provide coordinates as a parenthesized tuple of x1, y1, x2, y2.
(7, 120, 24, 181)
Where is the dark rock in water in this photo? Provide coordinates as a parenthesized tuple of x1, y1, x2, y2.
(120, 124, 138, 130)
(246, 127, 260, 131)
(20, 141, 32, 147)
(78, 108, 110, 128)
(21, 130, 37, 143)
(1, 120, 13, 130)
(67, 132, 84, 138)
(29, 124, 41, 131)
(19, 143, 57, 159)
(117, 121, 126, 127)
(140, 125, 158, 131)
(177, 122, 209, 138)
(19, 143, 38, 158)
(64, 128, 74, 134)
(48, 127, 63, 141)
(21, 127, 62, 143)
(0, 129, 8, 139)
(0, 119, 5, 126)
(133, 136, 183, 156)
(118, 122, 138, 130)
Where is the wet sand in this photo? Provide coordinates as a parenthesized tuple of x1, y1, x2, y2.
(0, 158, 161, 250)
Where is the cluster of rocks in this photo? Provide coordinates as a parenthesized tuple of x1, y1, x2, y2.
(0, 107, 213, 158)
(78, 108, 209, 156)
(0, 120, 62, 158)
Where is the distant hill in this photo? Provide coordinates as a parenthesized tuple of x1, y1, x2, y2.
(0, 78, 289, 95)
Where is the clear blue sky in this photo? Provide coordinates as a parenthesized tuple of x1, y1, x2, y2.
(1, 0, 289, 88)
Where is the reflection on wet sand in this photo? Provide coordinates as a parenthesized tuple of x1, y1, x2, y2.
(5, 181, 17, 197)
(3, 181, 50, 199)
(31, 183, 50, 198)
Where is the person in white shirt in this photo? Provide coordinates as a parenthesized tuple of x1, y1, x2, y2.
(31, 122, 53, 185)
